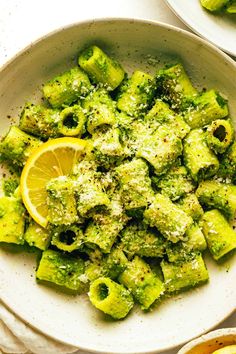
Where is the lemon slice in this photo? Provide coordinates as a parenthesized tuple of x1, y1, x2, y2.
(20, 137, 87, 228)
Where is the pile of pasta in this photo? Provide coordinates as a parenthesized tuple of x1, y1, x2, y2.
(1, 45, 236, 320)
(200, 0, 236, 13)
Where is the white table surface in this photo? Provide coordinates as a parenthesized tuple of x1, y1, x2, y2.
(0, 1, 235, 353)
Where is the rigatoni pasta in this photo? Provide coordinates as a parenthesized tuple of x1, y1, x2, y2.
(0, 44, 236, 321)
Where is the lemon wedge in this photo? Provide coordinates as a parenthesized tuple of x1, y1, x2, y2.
(20, 137, 87, 227)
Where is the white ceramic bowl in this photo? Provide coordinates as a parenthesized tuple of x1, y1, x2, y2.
(178, 328, 236, 354)
(165, 0, 236, 57)
(0, 19, 236, 354)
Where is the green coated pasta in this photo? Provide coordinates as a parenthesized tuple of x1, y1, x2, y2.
(183, 128, 219, 181)
(145, 99, 190, 139)
(105, 246, 128, 279)
(177, 193, 204, 221)
(43, 67, 92, 108)
(121, 221, 166, 258)
(120, 119, 147, 157)
(0, 126, 42, 168)
(19, 103, 61, 139)
(137, 126, 183, 175)
(0, 196, 25, 245)
(2, 43, 236, 321)
(46, 176, 79, 225)
(226, 1, 236, 12)
(153, 165, 195, 201)
(184, 90, 229, 129)
(218, 141, 236, 181)
(83, 88, 117, 134)
(3, 178, 19, 197)
(36, 249, 87, 293)
(84, 196, 128, 253)
(24, 221, 51, 250)
(58, 105, 86, 137)
(73, 160, 110, 217)
(78, 45, 125, 90)
(117, 70, 156, 117)
(91, 127, 124, 169)
(85, 249, 106, 282)
(156, 63, 197, 110)
(89, 277, 134, 319)
(200, 0, 229, 11)
(196, 180, 236, 220)
(115, 158, 154, 217)
(185, 225, 207, 252)
(202, 209, 236, 260)
(161, 253, 209, 293)
(166, 224, 207, 263)
(206, 119, 234, 154)
(51, 224, 84, 252)
(85, 261, 105, 282)
(119, 256, 164, 310)
(144, 193, 193, 243)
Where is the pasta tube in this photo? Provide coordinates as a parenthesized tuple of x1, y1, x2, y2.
(183, 128, 219, 181)
(156, 63, 197, 110)
(19, 103, 61, 139)
(161, 253, 209, 293)
(218, 141, 236, 181)
(91, 127, 124, 169)
(73, 160, 110, 217)
(58, 105, 86, 137)
(202, 209, 236, 260)
(89, 277, 134, 319)
(144, 193, 193, 243)
(24, 221, 51, 250)
(154, 165, 195, 201)
(78, 45, 125, 90)
(105, 246, 128, 279)
(115, 158, 154, 217)
(0, 126, 41, 168)
(0, 196, 25, 245)
(177, 193, 204, 221)
(201, 0, 229, 11)
(184, 90, 228, 129)
(119, 256, 164, 310)
(145, 99, 190, 139)
(51, 224, 84, 253)
(166, 224, 207, 262)
(137, 126, 183, 175)
(43, 67, 91, 108)
(36, 249, 87, 293)
(117, 70, 156, 117)
(206, 119, 234, 154)
(121, 221, 166, 258)
(46, 176, 79, 225)
(83, 88, 116, 134)
(84, 197, 128, 254)
(196, 180, 236, 220)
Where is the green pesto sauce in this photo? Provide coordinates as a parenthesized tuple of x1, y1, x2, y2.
(1, 44, 235, 321)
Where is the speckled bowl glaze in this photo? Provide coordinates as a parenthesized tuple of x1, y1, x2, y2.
(178, 328, 236, 354)
(0, 19, 236, 354)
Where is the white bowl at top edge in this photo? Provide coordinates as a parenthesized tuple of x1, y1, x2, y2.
(164, 0, 236, 57)
(0, 18, 236, 354)
(178, 327, 236, 354)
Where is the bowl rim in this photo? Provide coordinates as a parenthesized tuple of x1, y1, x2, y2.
(0, 17, 236, 75)
(0, 17, 236, 354)
(178, 327, 236, 354)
